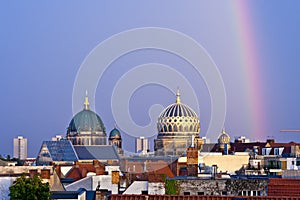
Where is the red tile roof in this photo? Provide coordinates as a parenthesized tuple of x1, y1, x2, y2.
(64, 161, 106, 181)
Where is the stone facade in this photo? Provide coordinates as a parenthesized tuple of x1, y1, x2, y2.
(170, 178, 268, 196)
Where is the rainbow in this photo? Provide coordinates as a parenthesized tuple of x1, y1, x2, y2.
(232, 2, 266, 140)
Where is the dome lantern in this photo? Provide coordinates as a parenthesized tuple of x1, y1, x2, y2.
(176, 88, 181, 104)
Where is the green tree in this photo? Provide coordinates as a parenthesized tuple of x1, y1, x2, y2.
(9, 174, 50, 200)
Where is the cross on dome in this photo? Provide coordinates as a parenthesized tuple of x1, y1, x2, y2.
(84, 90, 90, 110)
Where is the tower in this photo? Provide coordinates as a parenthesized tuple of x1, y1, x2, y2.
(109, 124, 123, 154)
(136, 137, 149, 155)
(13, 136, 27, 160)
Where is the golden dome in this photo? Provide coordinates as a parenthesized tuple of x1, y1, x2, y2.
(218, 129, 230, 144)
(157, 90, 200, 135)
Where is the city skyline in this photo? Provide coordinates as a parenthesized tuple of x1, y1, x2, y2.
(1, 1, 300, 157)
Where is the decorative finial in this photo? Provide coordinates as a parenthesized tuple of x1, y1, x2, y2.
(114, 122, 117, 129)
(176, 87, 181, 104)
(222, 127, 226, 134)
(84, 90, 90, 110)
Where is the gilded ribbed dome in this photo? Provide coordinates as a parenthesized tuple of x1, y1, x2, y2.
(157, 90, 200, 134)
(218, 129, 230, 144)
(159, 102, 198, 118)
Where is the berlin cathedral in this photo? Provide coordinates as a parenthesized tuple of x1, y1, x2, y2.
(66, 93, 123, 154)
(66, 90, 203, 157)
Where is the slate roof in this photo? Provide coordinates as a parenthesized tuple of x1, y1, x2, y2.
(202, 141, 300, 156)
(50, 188, 86, 199)
(74, 145, 119, 161)
(65, 176, 93, 191)
(201, 143, 218, 152)
(123, 181, 148, 194)
(0, 159, 10, 166)
(46, 140, 78, 161)
(36, 140, 78, 165)
(231, 142, 267, 154)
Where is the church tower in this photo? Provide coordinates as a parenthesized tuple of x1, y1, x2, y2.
(109, 124, 123, 154)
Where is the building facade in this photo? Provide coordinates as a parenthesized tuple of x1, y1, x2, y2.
(136, 137, 149, 154)
(13, 136, 27, 160)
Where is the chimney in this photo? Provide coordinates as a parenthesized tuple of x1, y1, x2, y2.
(212, 165, 218, 179)
(55, 165, 61, 178)
(93, 160, 99, 167)
(186, 147, 198, 176)
(267, 139, 275, 144)
(95, 167, 105, 175)
(82, 168, 87, 177)
(95, 181, 108, 200)
(95, 189, 108, 200)
(111, 171, 120, 184)
(29, 169, 38, 178)
(40, 169, 50, 179)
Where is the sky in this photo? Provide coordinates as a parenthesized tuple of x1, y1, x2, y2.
(1, 1, 300, 157)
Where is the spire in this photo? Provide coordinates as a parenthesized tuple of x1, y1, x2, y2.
(84, 90, 90, 110)
(114, 122, 117, 129)
(176, 87, 181, 104)
(222, 127, 226, 134)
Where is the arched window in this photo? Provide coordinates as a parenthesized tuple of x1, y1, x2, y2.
(179, 125, 183, 132)
(174, 125, 178, 132)
(184, 126, 189, 132)
(163, 125, 167, 132)
(168, 124, 173, 132)
(158, 124, 162, 132)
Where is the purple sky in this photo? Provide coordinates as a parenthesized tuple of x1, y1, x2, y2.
(1, 1, 300, 157)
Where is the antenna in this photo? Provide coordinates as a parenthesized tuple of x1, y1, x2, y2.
(280, 130, 300, 132)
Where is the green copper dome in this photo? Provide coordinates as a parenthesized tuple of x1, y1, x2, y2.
(67, 93, 105, 133)
(68, 109, 105, 132)
(109, 127, 121, 138)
